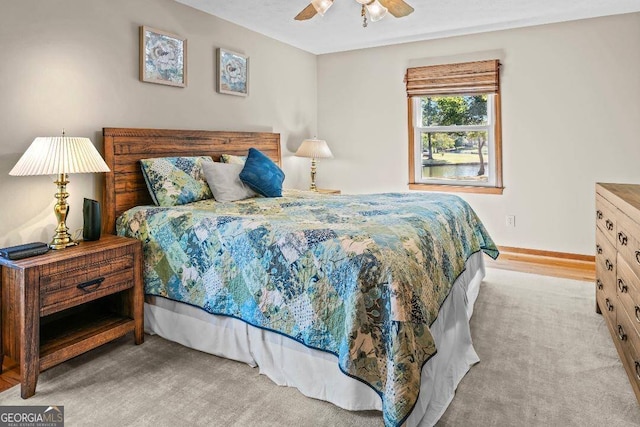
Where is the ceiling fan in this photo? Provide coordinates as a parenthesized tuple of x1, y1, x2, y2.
(295, 0, 415, 27)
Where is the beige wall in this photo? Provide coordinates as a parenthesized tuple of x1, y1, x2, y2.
(0, 0, 317, 246)
(317, 13, 640, 255)
(2, 2, 638, 256)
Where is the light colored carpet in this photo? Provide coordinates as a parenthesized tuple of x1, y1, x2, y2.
(0, 268, 638, 426)
(437, 268, 639, 427)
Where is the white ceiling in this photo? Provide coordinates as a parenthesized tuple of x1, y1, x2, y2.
(176, 0, 640, 55)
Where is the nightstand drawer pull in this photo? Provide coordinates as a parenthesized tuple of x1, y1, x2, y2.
(596, 244, 602, 254)
(77, 277, 105, 292)
(636, 251, 640, 265)
(617, 324, 627, 341)
(635, 361, 640, 381)
(606, 259, 614, 271)
(618, 278, 628, 293)
(597, 279, 603, 290)
(606, 298, 614, 312)
(596, 210, 603, 220)
(618, 232, 628, 246)
(635, 306, 640, 323)
(606, 219, 614, 231)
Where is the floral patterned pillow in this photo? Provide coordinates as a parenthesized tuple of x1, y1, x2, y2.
(220, 154, 247, 165)
(140, 156, 214, 206)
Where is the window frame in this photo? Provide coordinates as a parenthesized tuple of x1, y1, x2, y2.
(411, 94, 496, 186)
(405, 60, 504, 195)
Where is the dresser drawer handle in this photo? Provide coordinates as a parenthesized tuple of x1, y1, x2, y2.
(596, 210, 603, 220)
(596, 244, 603, 254)
(596, 279, 603, 290)
(636, 251, 640, 265)
(617, 325, 627, 341)
(605, 259, 614, 271)
(618, 278, 628, 293)
(635, 361, 640, 381)
(77, 277, 105, 292)
(618, 232, 628, 246)
(606, 298, 614, 312)
(606, 219, 614, 231)
(635, 305, 640, 323)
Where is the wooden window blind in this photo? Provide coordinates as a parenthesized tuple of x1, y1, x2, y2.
(405, 59, 500, 97)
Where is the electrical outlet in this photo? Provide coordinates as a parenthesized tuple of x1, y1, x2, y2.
(506, 215, 516, 228)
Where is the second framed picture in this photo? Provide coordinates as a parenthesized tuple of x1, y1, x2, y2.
(217, 48, 249, 97)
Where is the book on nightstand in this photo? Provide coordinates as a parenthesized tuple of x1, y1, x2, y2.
(0, 242, 50, 260)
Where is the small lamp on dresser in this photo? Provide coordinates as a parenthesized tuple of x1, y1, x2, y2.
(9, 131, 110, 249)
(295, 137, 333, 191)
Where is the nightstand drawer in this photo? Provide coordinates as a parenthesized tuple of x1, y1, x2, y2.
(40, 253, 135, 316)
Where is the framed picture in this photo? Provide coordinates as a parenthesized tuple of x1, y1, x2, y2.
(139, 26, 187, 87)
(217, 48, 249, 96)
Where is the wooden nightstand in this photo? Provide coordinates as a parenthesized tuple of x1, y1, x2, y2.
(0, 235, 143, 398)
(316, 189, 341, 195)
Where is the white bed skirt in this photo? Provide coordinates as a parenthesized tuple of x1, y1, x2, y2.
(144, 251, 485, 427)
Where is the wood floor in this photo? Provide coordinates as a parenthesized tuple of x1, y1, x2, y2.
(0, 359, 19, 394)
(0, 249, 595, 395)
(486, 247, 595, 282)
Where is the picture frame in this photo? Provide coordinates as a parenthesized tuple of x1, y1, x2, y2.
(217, 48, 249, 96)
(139, 26, 187, 87)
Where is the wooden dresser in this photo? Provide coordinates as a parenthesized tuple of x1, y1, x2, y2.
(595, 183, 640, 403)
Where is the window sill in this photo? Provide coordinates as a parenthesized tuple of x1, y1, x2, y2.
(408, 183, 504, 195)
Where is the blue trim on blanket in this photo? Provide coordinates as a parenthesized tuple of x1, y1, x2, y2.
(145, 248, 488, 427)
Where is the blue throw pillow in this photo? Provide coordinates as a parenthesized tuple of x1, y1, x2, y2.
(239, 148, 285, 197)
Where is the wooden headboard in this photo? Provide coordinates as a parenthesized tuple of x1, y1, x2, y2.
(102, 127, 281, 234)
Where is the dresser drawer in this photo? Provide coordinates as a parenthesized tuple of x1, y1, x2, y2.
(596, 228, 617, 295)
(596, 288, 617, 326)
(596, 193, 617, 246)
(622, 339, 640, 390)
(617, 211, 640, 280)
(617, 254, 640, 324)
(39, 253, 135, 316)
(618, 303, 640, 376)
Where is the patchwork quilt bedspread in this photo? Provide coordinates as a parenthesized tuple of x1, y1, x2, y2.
(117, 190, 498, 426)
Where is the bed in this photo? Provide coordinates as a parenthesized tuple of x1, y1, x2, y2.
(102, 127, 498, 427)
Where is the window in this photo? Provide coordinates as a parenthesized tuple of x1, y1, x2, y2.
(405, 60, 503, 194)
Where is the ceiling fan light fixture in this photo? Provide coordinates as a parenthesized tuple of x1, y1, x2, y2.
(366, 0, 388, 22)
(311, 0, 333, 16)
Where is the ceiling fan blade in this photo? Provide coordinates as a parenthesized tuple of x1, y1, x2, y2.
(379, 0, 414, 18)
(295, 3, 319, 20)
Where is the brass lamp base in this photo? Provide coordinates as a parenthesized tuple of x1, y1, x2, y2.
(49, 173, 78, 250)
(50, 235, 78, 250)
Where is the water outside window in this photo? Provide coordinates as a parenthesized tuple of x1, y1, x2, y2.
(421, 131, 489, 182)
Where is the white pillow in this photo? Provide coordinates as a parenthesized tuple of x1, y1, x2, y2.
(202, 162, 257, 202)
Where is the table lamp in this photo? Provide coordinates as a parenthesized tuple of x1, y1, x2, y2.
(295, 138, 333, 191)
(9, 132, 111, 249)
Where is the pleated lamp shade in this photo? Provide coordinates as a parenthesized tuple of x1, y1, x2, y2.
(295, 138, 333, 159)
(9, 136, 110, 176)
